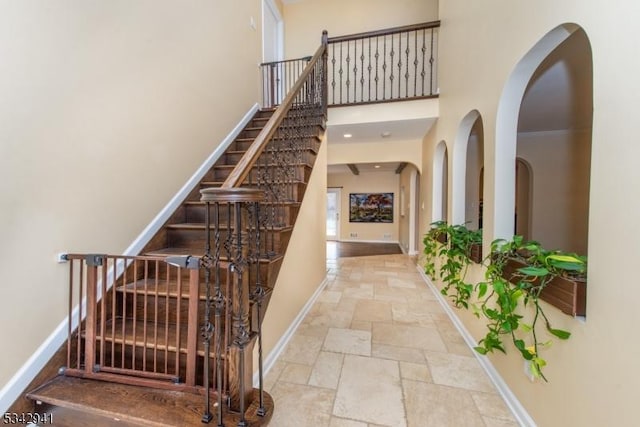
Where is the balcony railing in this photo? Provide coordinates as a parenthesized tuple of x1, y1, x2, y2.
(327, 21, 439, 106)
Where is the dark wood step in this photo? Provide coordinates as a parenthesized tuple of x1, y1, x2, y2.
(232, 131, 322, 151)
(223, 146, 319, 165)
(27, 376, 273, 426)
(208, 162, 313, 181)
(141, 248, 285, 289)
(164, 226, 292, 254)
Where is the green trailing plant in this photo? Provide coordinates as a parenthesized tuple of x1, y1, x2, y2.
(422, 220, 447, 279)
(473, 236, 587, 381)
(423, 227, 587, 381)
(423, 222, 483, 309)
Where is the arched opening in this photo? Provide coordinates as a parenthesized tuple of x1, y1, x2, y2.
(432, 141, 448, 223)
(465, 115, 484, 230)
(494, 23, 592, 256)
(452, 110, 484, 228)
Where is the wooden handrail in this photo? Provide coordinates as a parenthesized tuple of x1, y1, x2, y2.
(260, 55, 312, 67)
(222, 36, 328, 189)
(327, 20, 440, 43)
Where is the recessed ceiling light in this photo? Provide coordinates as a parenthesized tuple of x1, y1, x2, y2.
(374, 165, 381, 169)
(381, 131, 391, 138)
(343, 133, 352, 138)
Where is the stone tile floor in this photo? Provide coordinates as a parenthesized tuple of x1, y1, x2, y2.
(265, 254, 520, 427)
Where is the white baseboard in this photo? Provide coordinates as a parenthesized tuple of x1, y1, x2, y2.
(338, 239, 401, 244)
(0, 103, 261, 415)
(415, 265, 536, 427)
(253, 276, 328, 387)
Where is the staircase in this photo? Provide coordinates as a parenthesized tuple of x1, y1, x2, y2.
(24, 38, 328, 426)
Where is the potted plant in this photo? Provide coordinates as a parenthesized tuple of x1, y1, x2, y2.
(423, 222, 484, 309)
(473, 236, 587, 380)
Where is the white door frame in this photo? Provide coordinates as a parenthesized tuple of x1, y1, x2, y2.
(409, 169, 419, 255)
(327, 188, 341, 241)
(262, 0, 284, 63)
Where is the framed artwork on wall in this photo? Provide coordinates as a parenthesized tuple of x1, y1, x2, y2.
(349, 192, 394, 223)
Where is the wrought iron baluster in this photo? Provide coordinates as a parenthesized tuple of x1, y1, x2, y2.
(201, 202, 214, 423)
(331, 44, 336, 104)
(421, 29, 426, 96)
(345, 40, 351, 103)
(213, 202, 225, 427)
(252, 202, 267, 417)
(382, 35, 387, 100)
(359, 39, 365, 103)
(352, 39, 358, 103)
(430, 27, 436, 95)
(404, 31, 410, 97)
(389, 33, 395, 99)
(339, 42, 343, 104)
(413, 30, 418, 97)
(397, 31, 402, 97)
(375, 36, 380, 101)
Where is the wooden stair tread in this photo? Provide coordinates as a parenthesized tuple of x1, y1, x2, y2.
(165, 222, 293, 231)
(183, 200, 302, 207)
(226, 145, 319, 155)
(117, 278, 274, 301)
(27, 376, 273, 426)
(116, 279, 208, 299)
(91, 317, 249, 358)
(143, 247, 285, 263)
(214, 162, 313, 169)
(91, 318, 189, 354)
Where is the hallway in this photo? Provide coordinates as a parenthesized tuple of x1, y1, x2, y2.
(265, 252, 519, 426)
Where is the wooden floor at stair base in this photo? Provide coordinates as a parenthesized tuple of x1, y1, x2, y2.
(26, 376, 273, 426)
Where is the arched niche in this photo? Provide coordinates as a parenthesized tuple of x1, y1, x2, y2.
(493, 23, 592, 256)
(452, 110, 484, 229)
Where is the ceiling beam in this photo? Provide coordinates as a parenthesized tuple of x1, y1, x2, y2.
(395, 162, 408, 174)
(347, 163, 360, 175)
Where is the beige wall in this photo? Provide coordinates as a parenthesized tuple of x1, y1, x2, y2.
(423, 1, 640, 425)
(283, 0, 438, 57)
(517, 129, 591, 254)
(327, 172, 399, 242)
(0, 0, 263, 392)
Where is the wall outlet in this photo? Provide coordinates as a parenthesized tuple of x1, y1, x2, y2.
(383, 233, 392, 240)
(349, 232, 358, 238)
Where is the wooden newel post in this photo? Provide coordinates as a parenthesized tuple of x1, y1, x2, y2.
(200, 188, 265, 424)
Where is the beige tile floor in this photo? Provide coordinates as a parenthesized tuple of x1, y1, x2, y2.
(265, 253, 520, 427)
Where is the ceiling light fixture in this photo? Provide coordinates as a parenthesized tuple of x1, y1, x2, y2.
(374, 165, 381, 169)
(381, 131, 391, 138)
(343, 133, 352, 138)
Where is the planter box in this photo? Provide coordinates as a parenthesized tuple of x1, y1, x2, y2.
(434, 232, 447, 244)
(468, 243, 483, 264)
(502, 258, 586, 317)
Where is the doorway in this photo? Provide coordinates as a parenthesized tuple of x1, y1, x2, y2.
(327, 188, 341, 240)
